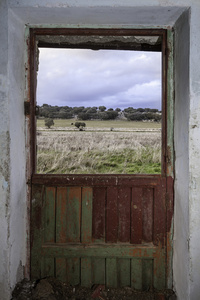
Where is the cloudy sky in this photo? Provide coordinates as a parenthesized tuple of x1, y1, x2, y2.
(36, 48, 162, 110)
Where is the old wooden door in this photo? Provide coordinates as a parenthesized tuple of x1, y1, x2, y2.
(29, 28, 174, 290)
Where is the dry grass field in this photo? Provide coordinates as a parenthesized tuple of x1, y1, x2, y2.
(36, 119, 161, 174)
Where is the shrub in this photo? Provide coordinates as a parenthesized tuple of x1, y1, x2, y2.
(45, 118, 54, 128)
(75, 122, 86, 130)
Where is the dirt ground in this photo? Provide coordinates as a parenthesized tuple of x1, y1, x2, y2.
(11, 277, 176, 300)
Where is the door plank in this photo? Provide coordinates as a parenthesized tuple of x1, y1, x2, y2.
(66, 258, 80, 285)
(92, 187, 106, 242)
(81, 258, 92, 287)
(131, 259, 142, 290)
(118, 259, 130, 287)
(142, 188, 153, 243)
(118, 187, 131, 243)
(66, 187, 81, 243)
(106, 258, 117, 287)
(81, 187, 93, 243)
(131, 187, 143, 244)
(41, 257, 55, 277)
(55, 258, 66, 282)
(154, 178, 166, 246)
(142, 259, 153, 291)
(44, 187, 56, 243)
(56, 187, 67, 243)
(106, 186, 118, 243)
(153, 248, 165, 289)
(92, 258, 105, 285)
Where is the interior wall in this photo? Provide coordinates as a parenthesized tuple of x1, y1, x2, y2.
(173, 9, 190, 300)
(8, 9, 27, 289)
(0, 2, 195, 300)
(0, 1, 10, 299)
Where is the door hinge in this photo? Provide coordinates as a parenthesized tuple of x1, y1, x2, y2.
(24, 102, 39, 116)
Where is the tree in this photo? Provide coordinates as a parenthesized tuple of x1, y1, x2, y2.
(136, 108, 145, 112)
(99, 106, 106, 112)
(78, 112, 90, 120)
(45, 118, 54, 128)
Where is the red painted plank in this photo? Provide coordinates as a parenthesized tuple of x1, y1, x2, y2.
(153, 178, 166, 246)
(106, 187, 118, 243)
(118, 187, 131, 243)
(142, 188, 153, 243)
(81, 187, 93, 243)
(131, 188, 143, 244)
(92, 187, 106, 241)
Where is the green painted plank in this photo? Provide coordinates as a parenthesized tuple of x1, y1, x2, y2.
(81, 258, 92, 287)
(41, 257, 55, 277)
(55, 258, 66, 282)
(153, 249, 165, 290)
(106, 258, 117, 287)
(66, 187, 81, 243)
(81, 187, 93, 243)
(44, 187, 56, 243)
(131, 259, 142, 290)
(41, 244, 156, 258)
(142, 259, 153, 291)
(119, 259, 130, 287)
(31, 185, 44, 279)
(56, 187, 67, 243)
(93, 258, 105, 285)
(66, 258, 80, 285)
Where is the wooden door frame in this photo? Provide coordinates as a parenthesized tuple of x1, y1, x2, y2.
(28, 28, 169, 178)
(27, 27, 174, 288)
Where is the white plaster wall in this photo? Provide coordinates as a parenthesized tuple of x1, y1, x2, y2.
(1, 1, 200, 299)
(0, 1, 11, 299)
(173, 10, 190, 300)
(8, 9, 27, 290)
(0, 2, 27, 299)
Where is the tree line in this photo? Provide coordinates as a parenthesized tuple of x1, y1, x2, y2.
(39, 104, 161, 122)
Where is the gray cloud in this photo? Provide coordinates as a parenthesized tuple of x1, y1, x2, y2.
(37, 48, 161, 110)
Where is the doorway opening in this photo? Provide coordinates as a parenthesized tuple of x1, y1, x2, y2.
(29, 28, 173, 290)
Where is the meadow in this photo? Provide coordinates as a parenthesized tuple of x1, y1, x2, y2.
(37, 118, 161, 130)
(36, 119, 161, 174)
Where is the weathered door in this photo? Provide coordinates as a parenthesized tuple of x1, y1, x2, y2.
(31, 175, 173, 290)
(29, 28, 174, 290)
